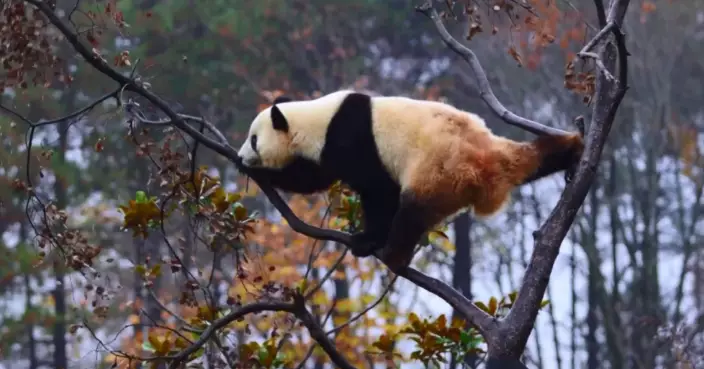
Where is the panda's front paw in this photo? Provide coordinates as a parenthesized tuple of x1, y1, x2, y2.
(349, 232, 384, 257)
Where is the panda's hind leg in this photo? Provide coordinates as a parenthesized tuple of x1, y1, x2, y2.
(348, 191, 399, 257)
(380, 191, 448, 272)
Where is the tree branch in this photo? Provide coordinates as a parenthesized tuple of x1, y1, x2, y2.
(414, 0, 630, 359)
(24, 0, 239, 165)
(500, 0, 631, 357)
(165, 302, 292, 368)
(415, 1, 571, 137)
(166, 298, 360, 369)
(594, 0, 608, 28)
(577, 22, 617, 81)
(290, 294, 360, 369)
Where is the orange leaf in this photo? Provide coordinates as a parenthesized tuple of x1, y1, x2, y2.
(508, 46, 523, 67)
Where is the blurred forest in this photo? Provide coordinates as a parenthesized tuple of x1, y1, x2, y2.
(0, 0, 703, 368)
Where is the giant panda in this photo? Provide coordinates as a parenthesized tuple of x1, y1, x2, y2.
(236, 90, 584, 271)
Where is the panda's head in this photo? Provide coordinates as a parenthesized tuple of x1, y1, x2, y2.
(237, 96, 296, 169)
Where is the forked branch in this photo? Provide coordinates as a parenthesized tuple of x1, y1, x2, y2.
(415, 1, 571, 137)
(414, 0, 630, 361)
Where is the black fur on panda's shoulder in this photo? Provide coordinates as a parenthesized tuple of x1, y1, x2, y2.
(318, 92, 401, 249)
(320, 92, 396, 194)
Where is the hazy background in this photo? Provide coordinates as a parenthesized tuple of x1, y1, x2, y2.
(1, 0, 704, 368)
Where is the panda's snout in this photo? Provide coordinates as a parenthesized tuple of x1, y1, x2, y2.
(240, 155, 262, 167)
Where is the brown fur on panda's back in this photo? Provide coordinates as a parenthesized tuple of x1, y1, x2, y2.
(369, 96, 583, 220)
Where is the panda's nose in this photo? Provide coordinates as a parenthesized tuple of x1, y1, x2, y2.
(241, 156, 262, 167)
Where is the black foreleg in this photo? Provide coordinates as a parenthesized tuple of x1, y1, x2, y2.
(239, 157, 335, 194)
(348, 191, 399, 257)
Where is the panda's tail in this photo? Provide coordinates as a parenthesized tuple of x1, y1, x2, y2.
(518, 133, 584, 185)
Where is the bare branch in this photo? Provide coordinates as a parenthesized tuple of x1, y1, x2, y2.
(125, 100, 230, 145)
(290, 294, 360, 369)
(326, 275, 399, 336)
(579, 51, 615, 82)
(577, 22, 617, 81)
(594, 0, 608, 27)
(579, 22, 616, 56)
(0, 87, 121, 128)
(415, 1, 571, 137)
(167, 302, 294, 368)
(304, 248, 349, 300)
(166, 298, 361, 369)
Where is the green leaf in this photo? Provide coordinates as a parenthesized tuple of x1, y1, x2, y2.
(142, 340, 155, 352)
(257, 345, 269, 364)
(135, 191, 148, 203)
(474, 301, 489, 313)
(135, 264, 147, 277)
(460, 331, 471, 345)
(508, 291, 518, 303)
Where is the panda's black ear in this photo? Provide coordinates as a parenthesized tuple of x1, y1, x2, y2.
(273, 95, 292, 105)
(270, 105, 289, 132)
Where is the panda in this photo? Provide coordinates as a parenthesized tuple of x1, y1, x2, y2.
(236, 90, 584, 271)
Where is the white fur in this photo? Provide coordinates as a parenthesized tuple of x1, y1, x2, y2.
(237, 90, 354, 168)
(238, 90, 490, 191)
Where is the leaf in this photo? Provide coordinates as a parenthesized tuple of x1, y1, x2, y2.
(142, 340, 155, 353)
(466, 22, 482, 41)
(69, 324, 82, 334)
(257, 345, 269, 365)
(234, 203, 248, 221)
(488, 297, 498, 315)
(474, 301, 489, 313)
(540, 299, 550, 309)
(508, 46, 523, 67)
(508, 291, 518, 303)
(460, 330, 471, 345)
(150, 264, 162, 277)
(135, 191, 147, 203)
(134, 264, 147, 277)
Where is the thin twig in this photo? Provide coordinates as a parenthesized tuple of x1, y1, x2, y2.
(147, 290, 202, 333)
(576, 22, 617, 82)
(290, 294, 359, 369)
(304, 248, 349, 300)
(326, 275, 399, 336)
(415, 1, 571, 137)
(167, 302, 294, 368)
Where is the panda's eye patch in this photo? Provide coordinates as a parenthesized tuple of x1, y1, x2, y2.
(250, 134, 258, 152)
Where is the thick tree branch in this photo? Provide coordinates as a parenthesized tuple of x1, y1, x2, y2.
(26, 0, 497, 350)
(499, 0, 631, 358)
(415, 0, 630, 360)
(415, 1, 571, 137)
(594, 0, 608, 27)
